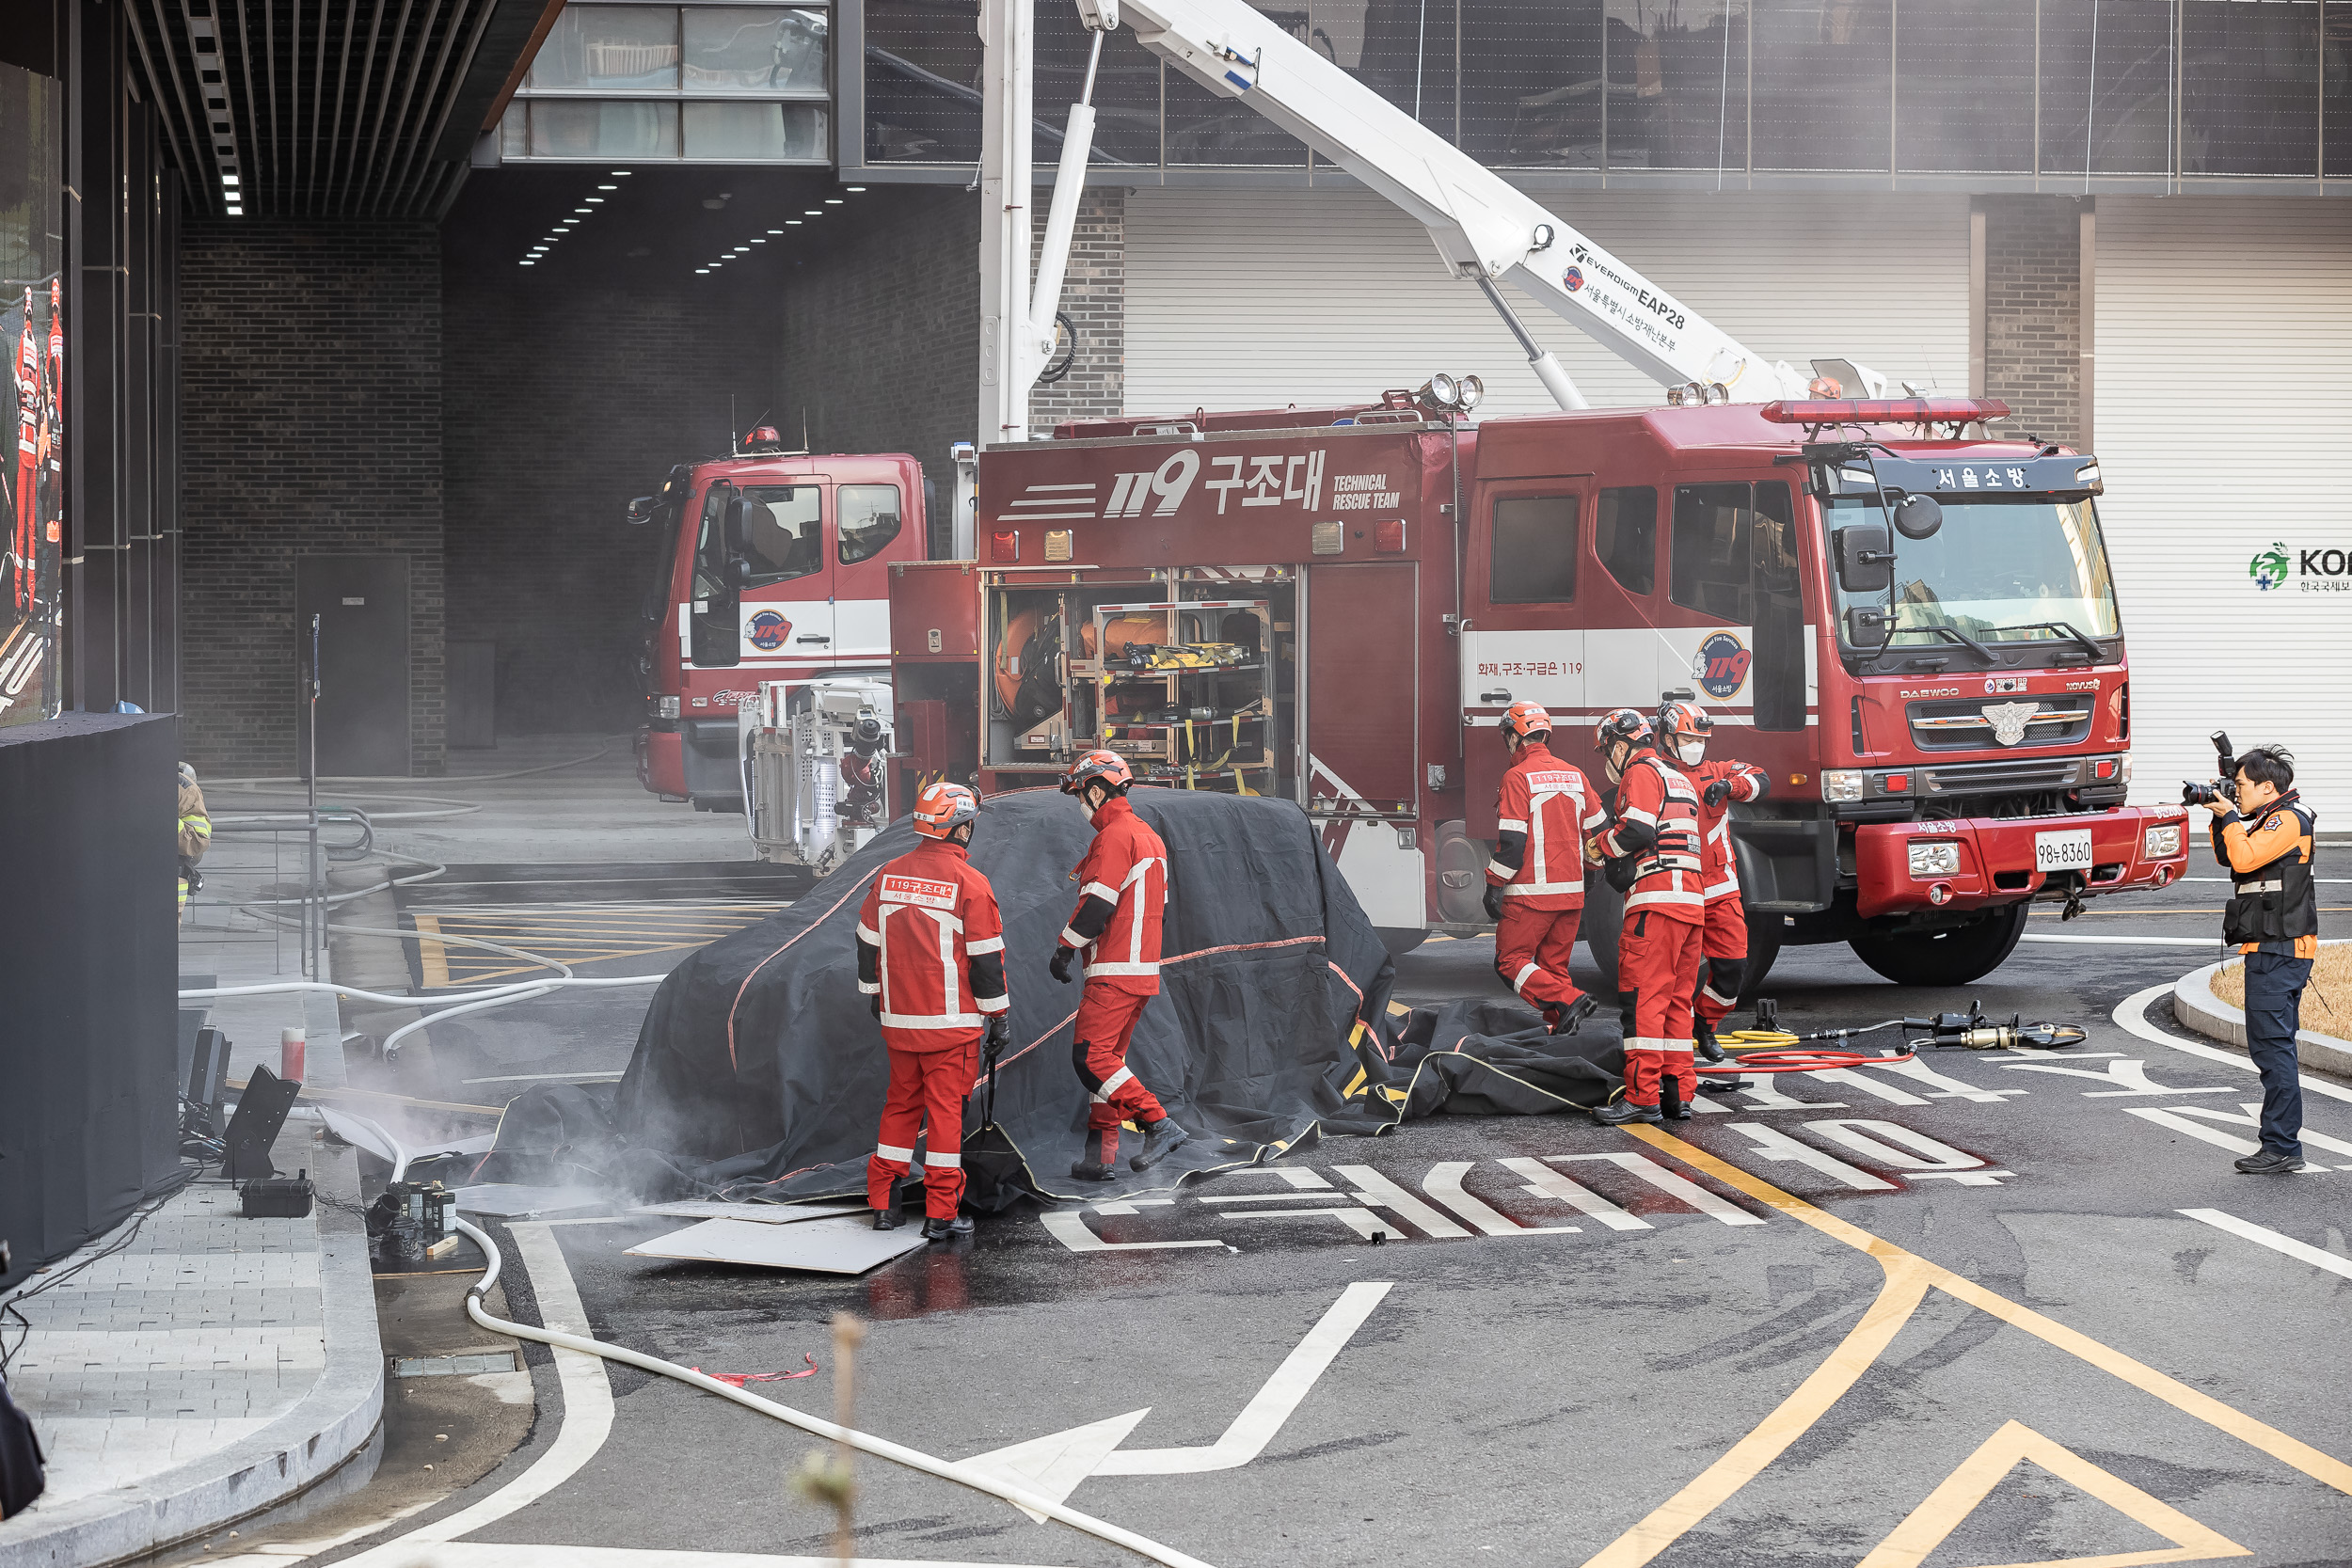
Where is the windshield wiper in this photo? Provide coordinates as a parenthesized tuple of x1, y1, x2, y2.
(1991, 620, 2106, 661)
(1893, 625, 2000, 666)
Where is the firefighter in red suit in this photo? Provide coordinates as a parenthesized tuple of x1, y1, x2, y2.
(1054, 751, 1191, 1180)
(1483, 701, 1606, 1035)
(855, 782, 1008, 1240)
(1658, 698, 1769, 1064)
(1587, 708, 1707, 1124)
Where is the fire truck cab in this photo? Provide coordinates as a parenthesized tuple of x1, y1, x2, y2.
(896, 391, 2187, 985)
(632, 432, 930, 810)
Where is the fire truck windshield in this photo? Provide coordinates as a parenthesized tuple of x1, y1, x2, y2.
(1826, 494, 2119, 658)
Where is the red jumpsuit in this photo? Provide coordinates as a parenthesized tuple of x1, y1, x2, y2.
(1593, 751, 1706, 1109)
(1687, 758, 1769, 1029)
(855, 839, 1009, 1219)
(1058, 794, 1170, 1166)
(11, 287, 38, 612)
(1486, 740, 1607, 1022)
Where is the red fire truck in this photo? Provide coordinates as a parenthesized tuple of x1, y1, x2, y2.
(881, 391, 2188, 990)
(629, 428, 931, 810)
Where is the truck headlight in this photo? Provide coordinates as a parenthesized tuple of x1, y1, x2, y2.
(1908, 841, 1961, 879)
(653, 695, 680, 720)
(1822, 769, 1866, 802)
(2143, 823, 2181, 858)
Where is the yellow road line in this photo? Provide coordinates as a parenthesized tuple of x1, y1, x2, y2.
(1855, 1418, 2249, 1568)
(1576, 1126, 2352, 1568)
(413, 913, 451, 990)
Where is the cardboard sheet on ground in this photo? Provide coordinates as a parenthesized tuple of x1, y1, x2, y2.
(476, 789, 1631, 1210)
(626, 1215, 927, 1274)
(635, 1200, 865, 1224)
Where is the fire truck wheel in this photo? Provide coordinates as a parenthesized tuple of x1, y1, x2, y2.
(1577, 866, 1624, 998)
(1739, 920, 1782, 1003)
(1846, 901, 2031, 988)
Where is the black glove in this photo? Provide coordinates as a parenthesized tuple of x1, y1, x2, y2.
(1482, 883, 1503, 921)
(868, 993, 882, 1021)
(1050, 947, 1077, 984)
(1703, 779, 1731, 808)
(984, 1013, 1009, 1065)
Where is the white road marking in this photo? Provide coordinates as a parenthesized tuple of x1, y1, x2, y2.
(1997, 1057, 2232, 1098)
(1499, 1157, 1651, 1230)
(2022, 933, 2226, 947)
(1860, 1053, 2030, 1104)
(1422, 1161, 1580, 1234)
(367, 1548, 1084, 1568)
(1804, 1119, 2003, 1184)
(1331, 1164, 1473, 1239)
(963, 1408, 1152, 1523)
(1723, 1124, 1899, 1191)
(2179, 1208, 2352, 1280)
(2119, 1106, 2328, 1175)
(2112, 982, 2352, 1108)
(1730, 1077, 1849, 1113)
(1553, 1151, 1769, 1224)
(2141, 1102, 2352, 1167)
(1041, 1211, 1225, 1252)
(1086, 1283, 1394, 1478)
(1807, 1068, 1929, 1106)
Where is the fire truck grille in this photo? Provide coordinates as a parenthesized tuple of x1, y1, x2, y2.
(1916, 756, 2087, 797)
(1907, 695, 2095, 751)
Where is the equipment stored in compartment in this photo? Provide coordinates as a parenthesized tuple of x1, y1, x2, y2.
(744, 676, 897, 873)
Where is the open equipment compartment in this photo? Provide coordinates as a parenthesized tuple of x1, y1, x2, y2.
(982, 569, 1298, 800)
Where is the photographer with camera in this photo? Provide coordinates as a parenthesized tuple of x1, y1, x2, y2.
(2189, 738, 2316, 1175)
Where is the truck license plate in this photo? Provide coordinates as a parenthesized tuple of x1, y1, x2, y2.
(2035, 828, 2093, 873)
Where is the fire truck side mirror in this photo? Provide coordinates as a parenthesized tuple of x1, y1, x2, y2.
(1892, 491, 1943, 540)
(1834, 524, 1894, 594)
(1844, 605, 1891, 646)
(625, 495, 656, 526)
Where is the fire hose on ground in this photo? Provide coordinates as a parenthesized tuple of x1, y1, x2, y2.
(1706, 1001, 2087, 1074)
(448, 1215, 1216, 1568)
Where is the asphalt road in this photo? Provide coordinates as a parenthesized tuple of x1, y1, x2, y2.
(224, 862, 2352, 1568)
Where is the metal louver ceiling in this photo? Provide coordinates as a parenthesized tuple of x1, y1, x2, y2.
(125, 0, 557, 219)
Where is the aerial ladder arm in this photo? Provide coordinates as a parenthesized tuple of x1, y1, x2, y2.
(1009, 0, 1822, 419)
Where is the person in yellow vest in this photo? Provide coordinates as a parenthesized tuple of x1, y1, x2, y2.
(178, 762, 211, 919)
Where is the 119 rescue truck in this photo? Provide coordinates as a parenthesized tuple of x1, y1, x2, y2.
(629, 0, 2191, 987)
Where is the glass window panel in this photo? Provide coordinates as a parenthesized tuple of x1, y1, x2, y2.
(1749, 481, 1804, 730)
(1039, 4, 1161, 166)
(684, 101, 828, 159)
(1596, 486, 1657, 595)
(839, 485, 904, 564)
(684, 8, 830, 94)
(738, 486, 826, 584)
(1603, 0, 1749, 171)
(1896, 0, 2034, 173)
(529, 7, 681, 90)
(1314, 0, 1460, 139)
(499, 101, 526, 159)
(1490, 496, 1580, 603)
(1754, 0, 1890, 172)
(2327, 7, 2352, 176)
(865, 0, 984, 164)
(1168, 4, 1314, 163)
(1460, 0, 1605, 166)
(2039, 0, 2174, 175)
(1670, 483, 1754, 622)
(2182, 0, 2318, 178)
(530, 100, 681, 158)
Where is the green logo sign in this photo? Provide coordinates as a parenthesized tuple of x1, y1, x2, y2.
(2249, 543, 2291, 592)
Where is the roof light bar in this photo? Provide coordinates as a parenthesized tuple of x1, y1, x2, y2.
(1759, 397, 2012, 425)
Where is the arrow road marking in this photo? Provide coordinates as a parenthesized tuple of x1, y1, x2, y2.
(962, 1281, 1394, 1515)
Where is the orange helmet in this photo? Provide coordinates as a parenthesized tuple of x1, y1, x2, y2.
(1499, 701, 1553, 742)
(911, 781, 979, 839)
(1595, 707, 1654, 752)
(1061, 749, 1135, 797)
(1658, 698, 1712, 765)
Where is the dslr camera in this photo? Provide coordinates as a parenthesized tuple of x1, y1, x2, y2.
(2181, 731, 2238, 808)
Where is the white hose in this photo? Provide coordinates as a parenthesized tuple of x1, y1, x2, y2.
(177, 976, 660, 1006)
(204, 736, 629, 788)
(337, 1109, 414, 1182)
(449, 1217, 1215, 1568)
(194, 852, 449, 910)
(209, 789, 485, 822)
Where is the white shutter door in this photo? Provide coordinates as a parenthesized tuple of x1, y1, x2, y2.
(1126, 189, 1971, 418)
(2099, 198, 2352, 818)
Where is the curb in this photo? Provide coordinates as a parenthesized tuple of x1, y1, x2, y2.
(2, 990, 385, 1567)
(2170, 944, 2352, 1082)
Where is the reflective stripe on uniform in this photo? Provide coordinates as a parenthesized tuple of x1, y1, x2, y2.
(1501, 879, 1585, 897)
(1486, 858, 1516, 879)
(1082, 880, 1119, 902)
(1510, 962, 1540, 996)
(976, 991, 1009, 1013)
(924, 1149, 963, 1169)
(880, 1010, 983, 1029)
(1092, 1065, 1136, 1102)
(876, 1142, 915, 1163)
(1626, 888, 1706, 911)
(858, 979, 880, 994)
(1085, 960, 1160, 977)
(856, 923, 881, 945)
(1703, 877, 1741, 900)
(1060, 926, 1089, 947)
(1496, 817, 1528, 832)
(966, 935, 1005, 954)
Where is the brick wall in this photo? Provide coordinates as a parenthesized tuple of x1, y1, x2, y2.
(440, 271, 778, 736)
(179, 218, 446, 775)
(1028, 187, 1125, 435)
(1983, 195, 2084, 447)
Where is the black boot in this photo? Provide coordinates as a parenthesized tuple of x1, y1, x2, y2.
(1660, 1077, 1692, 1120)
(870, 1206, 902, 1231)
(1130, 1117, 1192, 1172)
(1692, 1016, 1726, 1064)
(1550, 995, 1599, 1037)
(922, 1213, 975, 1241)
(1072, 1130, 1119, 1181)
(1592, 1096, 1663, 1126)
